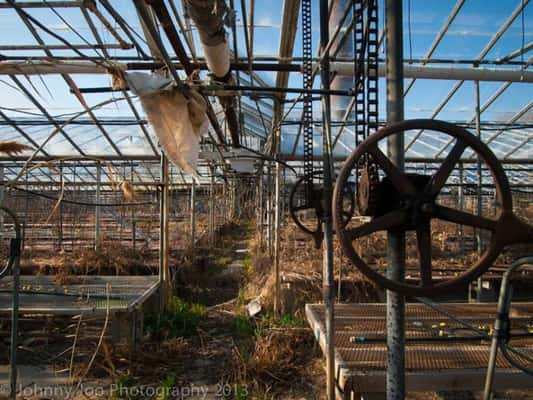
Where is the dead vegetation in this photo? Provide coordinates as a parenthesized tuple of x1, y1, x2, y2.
(0, 140, 33, 156)
(0, 191, 531, 399)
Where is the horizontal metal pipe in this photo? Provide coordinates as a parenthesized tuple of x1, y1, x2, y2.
(2, 155, 531, 164)
(0, 118, 147, 126)
(332, 62, 533, 83)
(70, 84, 355, 95)
(0, 44, 131, 51)
(3, 60, 530, 82)
(0, 1, 82, 8)
(0, 55, 529, 66)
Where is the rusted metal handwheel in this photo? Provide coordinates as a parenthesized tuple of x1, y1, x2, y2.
(333, 119, 533, 297)
(290, 170, 355, 248)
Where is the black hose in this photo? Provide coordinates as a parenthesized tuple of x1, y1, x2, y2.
(9, 186, 154, 207)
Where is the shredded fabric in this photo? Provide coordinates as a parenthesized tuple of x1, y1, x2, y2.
(125, 72, 208, 180)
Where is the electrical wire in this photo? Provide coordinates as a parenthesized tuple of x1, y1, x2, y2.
(42, 0, 107, 61)
(8, 186, 154, 207)
(5, 0, 108, 69)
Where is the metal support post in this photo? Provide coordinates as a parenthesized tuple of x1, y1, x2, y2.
(267, 163, 273, 257)
(0, 166, 4, 231)
(159, 154, 170, 308)
(10, 245, 19, 400)
(58, 162, 63, 251)
(132, 219, 136, 250)
(274, 129, 282, 315)
(223, 179, 227, 224)
(258, 172, 264, 249)
(6, 211, 21, 400)
(320, 0, 336, 398)
(458, 162, 464, 255)
(232, 179, 236, 220)
(385, 0, 406, 398)
(209, 165, 215, 244)
(95, 161, 101, 251)
(190, 180, 196, 259)
(475, 79, 483, 302)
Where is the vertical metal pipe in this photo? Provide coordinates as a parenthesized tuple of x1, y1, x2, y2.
(267, 163, 273, 257)
(22, 171, 28, 251)
(95, 162, 101, 251)
(258, 169, 264, 250)
(475, 79, 483, 302)
(58, 163, 63, 251)
(319, 0, 336, 398)
(0, 166, 5, 230)
(190, 180, 196, 258)
(10, 244, 20, 400)
(159, 154, 169, 307)
(209, 165, 215, 244)
(131, 165, 136, 250)
(232, 179, 236, 219)
(5, 209, 21, 400)
(274, 142, 282, 314)
(458, 162, 464, 255)
(385, 0, 406, 398)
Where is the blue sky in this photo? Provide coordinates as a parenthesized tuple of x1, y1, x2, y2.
(0, 0, 531, 158)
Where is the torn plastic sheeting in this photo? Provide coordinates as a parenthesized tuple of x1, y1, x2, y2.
(125, 72, 207, 180)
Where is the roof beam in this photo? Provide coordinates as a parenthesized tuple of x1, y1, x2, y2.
(403, 0, 466, 96)
(81, 5, 159, 157)
(270, 0, 301, 154)
(0, 1, 82, 8)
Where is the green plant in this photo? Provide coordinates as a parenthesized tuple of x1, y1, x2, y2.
(216, 256, 233, 266)
(110, 373, 136, 399)
(233, 383, 272, 400)
(157, 373, 176, 400)
(233, 314, 255, 338)
(260, 312, 307, 330)
(243, 254, 253, 275)
(145, 296, 207, 338)
(276, 313, 307, 328)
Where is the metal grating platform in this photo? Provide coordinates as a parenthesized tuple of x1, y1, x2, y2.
(306, 303, 533, 396)
(0, 275, 160, 315)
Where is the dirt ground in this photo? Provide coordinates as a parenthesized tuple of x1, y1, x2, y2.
(2, 216, 532, 399)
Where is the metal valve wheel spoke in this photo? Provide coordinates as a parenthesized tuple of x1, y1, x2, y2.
(367, 144, 417, 196)
(345, 210, 406, 241)
(433, 205, 497, 231)
(425, 139, 467, 198)
(416, 223, 433, 286)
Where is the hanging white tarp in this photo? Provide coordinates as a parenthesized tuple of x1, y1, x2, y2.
(125, 72, 208, 179)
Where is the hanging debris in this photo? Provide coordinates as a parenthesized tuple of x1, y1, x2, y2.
(0, 140, 32, 156)
(126, 72, 208, 179)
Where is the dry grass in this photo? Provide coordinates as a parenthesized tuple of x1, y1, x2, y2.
(0, 140, 32, 155)
(35, 244, 155, 277)
(119, 181, 138, 202)
(233, 328, 319, 396)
